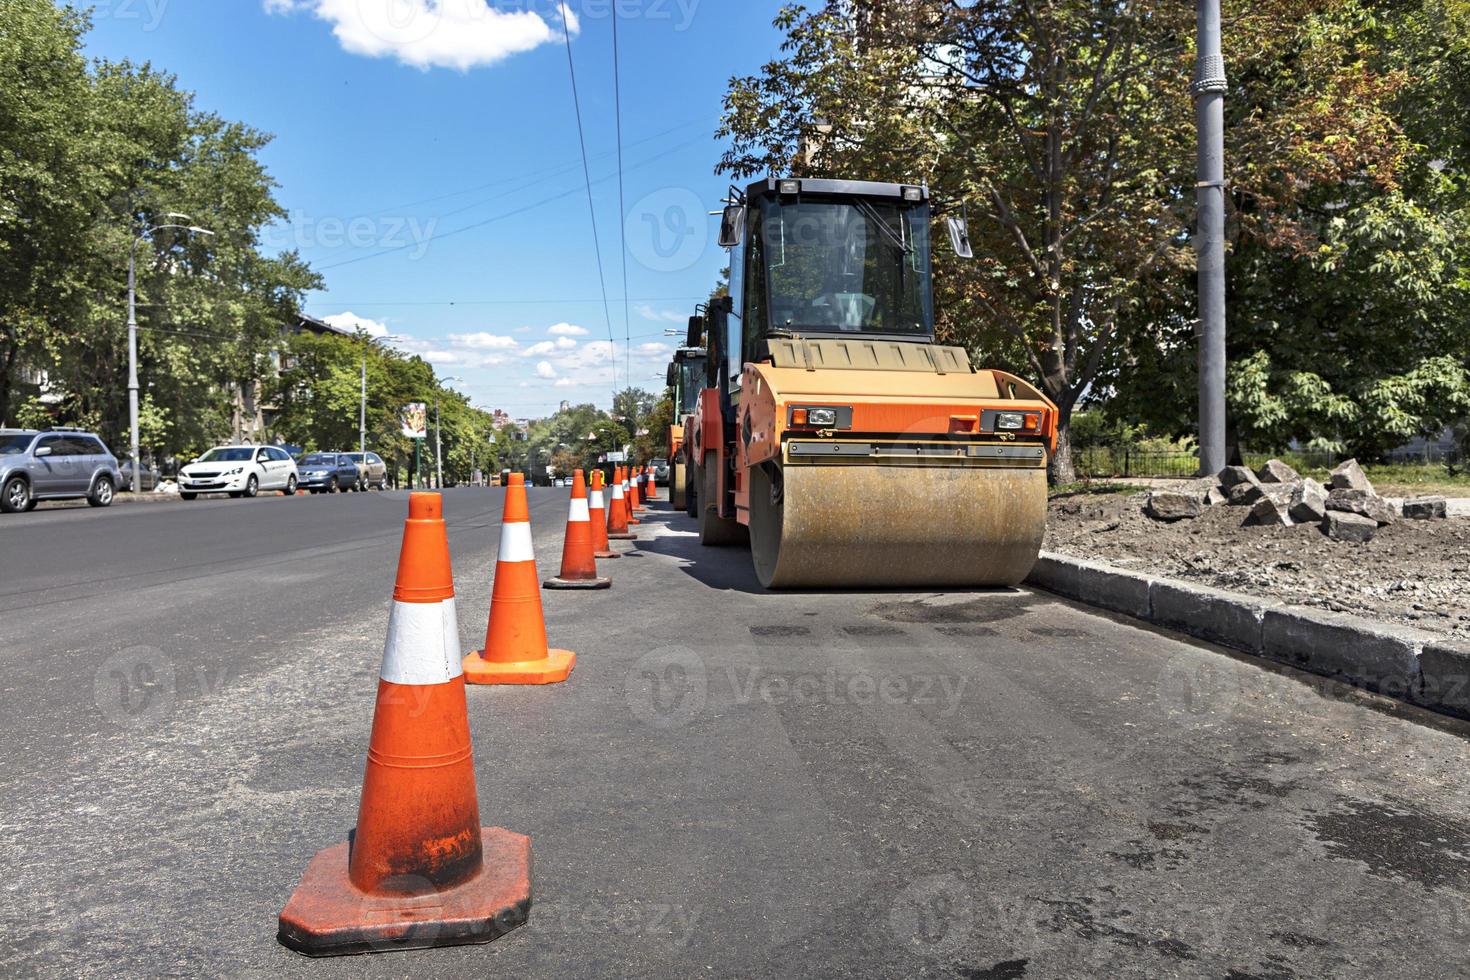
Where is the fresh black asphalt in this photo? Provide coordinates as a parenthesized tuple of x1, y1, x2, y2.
(2, 488, 1468, 977)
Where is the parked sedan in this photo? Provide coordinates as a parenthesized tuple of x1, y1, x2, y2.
(116, 457, 162, 492)
(178, 445, 298, 499)
(297, 453, 360, 494)
(343, 451, 387, 491)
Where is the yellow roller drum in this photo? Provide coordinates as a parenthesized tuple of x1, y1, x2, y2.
(747, 463, 1047, 590)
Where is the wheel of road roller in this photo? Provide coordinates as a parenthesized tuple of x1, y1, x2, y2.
(746, 461, 1047, 590)
(671, 460, 687, 512)
(698, 457, 746, 546)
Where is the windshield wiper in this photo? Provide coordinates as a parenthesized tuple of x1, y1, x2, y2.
(855, 200, 912, 255)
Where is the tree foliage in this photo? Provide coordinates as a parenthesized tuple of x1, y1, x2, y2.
(0, 1, 319, 463)
(1103, 0, 1470, 458)
(270, 329, 502, 486)
(719, 0, 1417, 477)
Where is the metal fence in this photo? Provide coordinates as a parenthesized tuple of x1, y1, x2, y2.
(1074, 444, 1462, 480)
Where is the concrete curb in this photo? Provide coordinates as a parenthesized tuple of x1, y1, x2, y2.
(1027, 551, 1467, 720)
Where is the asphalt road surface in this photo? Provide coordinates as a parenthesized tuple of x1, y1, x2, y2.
(2, 488, 1469, 978)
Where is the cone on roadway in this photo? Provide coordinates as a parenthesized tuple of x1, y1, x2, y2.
(589, 469, 619, 559)
(463, 474, 575, 684)
(627, 467, 642, 521)
(277, 493, 532, 957)
(607, 467, 637, 541)
(544, 470, 609, 590)
(643, 464, 658, 502)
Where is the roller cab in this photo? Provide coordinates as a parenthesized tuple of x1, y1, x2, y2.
(701, 177, 1056, 589)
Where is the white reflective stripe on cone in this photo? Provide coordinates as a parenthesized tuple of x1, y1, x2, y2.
(568, 498, 590, 522)
(611, 485, 625, 499)
(590, 490, 605, 509)
(381, 598, 463, 685)
(498, 521, 535, 562)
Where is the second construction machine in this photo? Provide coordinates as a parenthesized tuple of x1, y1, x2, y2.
(664, 331, 707, 512)
(687, 177, 1057, 589)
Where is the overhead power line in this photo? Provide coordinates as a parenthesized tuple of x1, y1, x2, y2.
(559, 0, 618, 401)
(312, 133, 705, 272)
(365, 118, 705, 217)
(611, 4, 632, 392)
(319, 295, 704, 308)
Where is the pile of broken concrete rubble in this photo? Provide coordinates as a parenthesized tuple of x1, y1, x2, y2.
(1144, 458, 1452, 542)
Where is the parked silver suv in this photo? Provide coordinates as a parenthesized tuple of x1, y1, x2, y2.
(0, 429, 124, 513)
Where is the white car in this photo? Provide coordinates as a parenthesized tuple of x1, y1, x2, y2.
(178, 445, 298, 500)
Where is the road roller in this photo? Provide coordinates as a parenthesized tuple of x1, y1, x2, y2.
(663, 327, 707, 513)
(687, 177, 1058, 589)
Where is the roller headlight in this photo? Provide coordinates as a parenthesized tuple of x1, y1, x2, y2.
(807, 408, 838, 427)
(995, 412, 1026, 431)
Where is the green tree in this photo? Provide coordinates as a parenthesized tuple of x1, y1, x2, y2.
(635, 393, 675, 463)
(1102, 0, 1470, 458)
(0, 2, 320, 464)
(719, 0, 1408, 480)
(0, 2, 98, 421)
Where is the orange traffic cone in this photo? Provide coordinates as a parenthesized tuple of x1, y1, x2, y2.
(644, 464, 658, 502)
(463, 474, 575, 684)
(544, 470, 609, 590)
(627, 467, 643, 521)
(589, 469, 619, 559)
(607, 467, 637, 541)
(278, 493, 532, 957)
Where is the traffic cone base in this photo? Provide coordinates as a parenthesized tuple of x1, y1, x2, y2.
(608, 530, 638, 541)
(544, 574, 610, 590)
(277, 827, 531, 957)
(463, 648, 575, 685)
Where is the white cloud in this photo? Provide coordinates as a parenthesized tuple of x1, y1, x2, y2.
(633, 305, 686, 324)
(535, 361, 558, 379)
(265, 0, 575, 72)
(449, 331, 518, 350)
(547, 322, 589, 337)
(522, 340, 557, 356)
(553, 378, 577, 388)
(554, 336, 578, 350)
(419, 349, 508, 368)
(323, 311, 389, 337)
(636, 342, 672, 356)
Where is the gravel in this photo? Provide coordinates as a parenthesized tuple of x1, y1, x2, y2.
(1046, 490, 1470, 639)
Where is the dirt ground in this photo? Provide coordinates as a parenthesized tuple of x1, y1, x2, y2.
(1044, 488, 1470, 639)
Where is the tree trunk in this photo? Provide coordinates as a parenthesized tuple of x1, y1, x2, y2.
(0, 332, 17, 427)
(1049, 415, 1076, 485)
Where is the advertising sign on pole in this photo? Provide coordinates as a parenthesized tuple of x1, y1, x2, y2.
(400, 403, 428, 440)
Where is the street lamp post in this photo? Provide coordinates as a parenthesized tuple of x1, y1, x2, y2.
(435, 378, 463, 489)
(1193, 0, 1228, 475)
(128, 214, 214, 496)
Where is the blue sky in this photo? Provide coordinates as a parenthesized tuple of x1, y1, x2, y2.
(81, 0, 786, 415)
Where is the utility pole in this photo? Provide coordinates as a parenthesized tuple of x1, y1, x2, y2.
(127, 214, 214, 495)
(359, 356, 366, 459)
(434, 393, 443, 489)
(1193, 0, 1228, 475)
